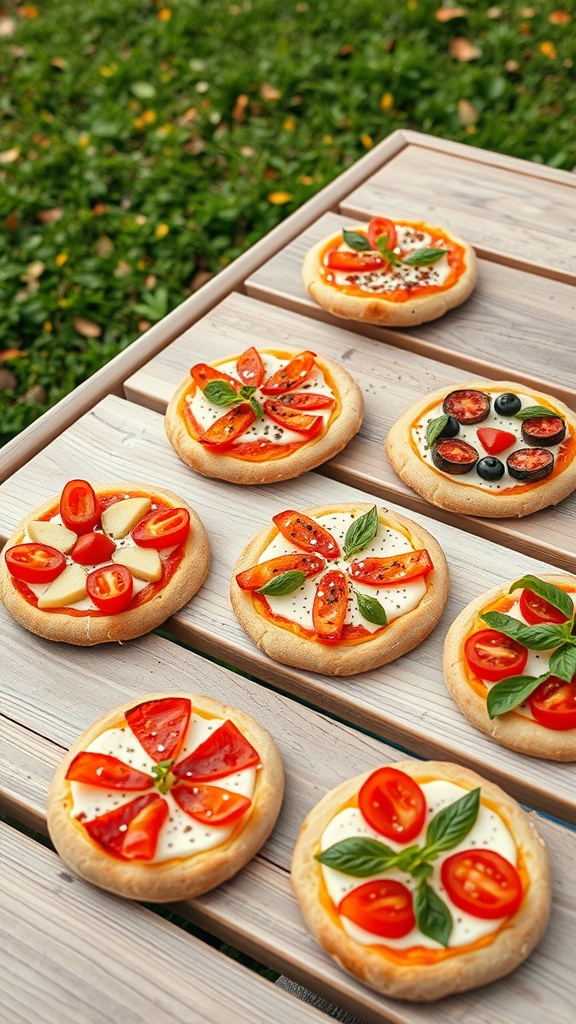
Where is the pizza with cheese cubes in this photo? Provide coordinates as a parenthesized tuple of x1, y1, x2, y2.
(302, 216, 477, 327)
(230, 502, 448, 676)
(386, 379, 576, 517)
(0, 479, 210, 645)
(164, 345, 364, 484)
(47, 692, 284, 901)
(291, 760, 550, 1001)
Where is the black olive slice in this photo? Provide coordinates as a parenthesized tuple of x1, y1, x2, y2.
(521, 416, 566, 447)
(432, 438, 479, 475)
(494, 392, 522, 417)
(477, 457, 505, 481)
(507, 448, 554, 482)
(443, 389, 491, 424)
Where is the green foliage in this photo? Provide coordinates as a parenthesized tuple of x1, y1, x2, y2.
(1, 0, 575, 442)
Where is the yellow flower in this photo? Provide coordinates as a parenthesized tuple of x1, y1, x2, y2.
(99, 64, 118, 77)
(267, 192, 293, 205)
(360, 133, 374, 149)
(43, 321, 53, 333)
(283, 117, 296, 131)
(322, 134, 333, 145)
(540, 41, 557, 58)
(380, 92, 394, 111)
(77, 134, 90, 148)
(299, 174, 314, 185)
(55, 252, 68, 267)
(465, 125, 478, 134)
(142, 110, 157, 125)
(58, 297, 69, 307)
(158, 7, 172, 20)
(155, 223, 170, 238)
(407, 0, 417, 9)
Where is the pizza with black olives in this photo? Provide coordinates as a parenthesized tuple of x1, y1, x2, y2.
(386, 379, 576, 517)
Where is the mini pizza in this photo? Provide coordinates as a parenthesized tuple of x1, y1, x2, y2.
(164, 346, 364, 484)
(302, 215, 477, 327)
(444, 573, 576, 760)
(386, 379, 576, 518)
(230, 502, 449, 676)
(291, 760, 550, 1002)
(47, 692, 284, 901)
(0, 479, 210, 645)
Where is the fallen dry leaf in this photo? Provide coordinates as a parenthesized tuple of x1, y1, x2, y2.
(190, 270, 213, 291)
(260, 83, 280, 101)
(73, 318, 102, 338)
(37, 207, 64, 224)
(550, 10, 571, 23)
(0, 147, 20, 164)
(25, 260, 45, 280)
(449, 37, 482, 61)
(0, 348, 27, 361)
(0, 16, 16, 37)
(457, 98, 478, 125)
(6, 213, 20, 231)
(232, 93, 249, 122)
(435, 6, 466, 22)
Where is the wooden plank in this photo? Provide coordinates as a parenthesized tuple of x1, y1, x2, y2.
(245, 212, 576, 404)
(339, 144, 576, 282)
(0, 821, 327, 1024)
(1, 395, 575, 824)
(123, 291, 576, 574)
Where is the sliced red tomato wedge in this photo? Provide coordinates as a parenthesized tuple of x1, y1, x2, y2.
(199, 403, 256, 449)
(236, 552, 326, 590)
(70, 531, 117, 565)
(263, 399, 323, 437)
(441, 849, 523, 920)
(529, 675, 576, 731)
(476, 427, 516, 455)
(519, 588, 570, 625)
(464, 628, 528, 683)
(312, 569, 348, 644)
(272, 510, 340, 559)
(173, 720, 260, 782)
(190, 363, 240, 391)
(277, 392, 335, 410)
(172, 782, 251, 825)
(60, 479, 101, 536)
(65, 751, 152, 789)
(5, 543, 66, 584)
(125, 696, 192, 762)
(325, 250, 386, 272)
(236, 346, 265, 387)
(86, 563, 134, 614)
(348, 549, 433, 586)
(83, 794, 168, 861)
(338, 879, 415, 939)
(367, 216, 397, 251)
(359, 767, 426, 843)
(132, 507, 190, 549)
(260, 351, 316, 395)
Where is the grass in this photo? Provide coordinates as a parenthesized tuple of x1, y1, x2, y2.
(1, 0, 575, 445)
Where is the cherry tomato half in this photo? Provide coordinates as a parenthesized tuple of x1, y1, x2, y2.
(172, 782, 251, 826)
(338, 879, 415, 939)
(70, 531, 117, 565)
(367, 216, 397, 251)
(132, 507, 190, 550)
(325, 251, 386, 273)
(464, 628, 528, 683)
(86, 563, 134, 614)
(263, 399, 323, 437)
(519, 588, 570, 626)
(5, 542, 66, 584)
(235, 552, 326, 590)
(529, 675, 576, 731)
(260, 351, 316, 395)
(272, 510, 340, 559)
(348, 549, 433, 586)
(312, 569, 348, 644)
(66, 751, 152, 790)
(199, 403, 256, 449)
(125, 696, 192, 762)
(359, 767, 426, 843)
(60, 479, 101, 536)
(236, 346, 265, 387)
(441, 849, 523, 920)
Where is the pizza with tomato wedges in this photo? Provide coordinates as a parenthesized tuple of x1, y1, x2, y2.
(444, 573, 576, 761)
(47, 692, 284, 902)
(229, 502, 448, 676)
(291, 760, 550, 1002)
(0, 479, 210, 646)
(164, 345, 364, 485)
(386, 379, 576, 518)
(301, 216, 477, 327)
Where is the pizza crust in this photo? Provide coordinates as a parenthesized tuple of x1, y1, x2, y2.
(444, 574, 576, 760)
(291, 760, 551, 1002)
(386, 379, 576, 518)
(164, 348, 364, 484)
(302, 222, 477, 327)
(230, 503, 449, 676)
(47, 691, 285, 902)
(0, 482, 210, 646)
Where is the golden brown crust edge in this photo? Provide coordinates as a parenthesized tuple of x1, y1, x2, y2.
(0, 482, 211, 646)
(230, 503, 449, 676)
(47, 692, 285, 902)
(301, 225, 478, 328)
(386, 379, 576, 518)
(164, 350, 364, 484)
(291, 759, 551, 1002)
(444, 574, 576, 761)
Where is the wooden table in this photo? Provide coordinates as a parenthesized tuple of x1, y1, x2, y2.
(1, 130, 575, 1024)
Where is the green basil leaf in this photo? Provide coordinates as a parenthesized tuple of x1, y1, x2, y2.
(239, 384, 257, 400)
(423, 788, 480, 858)
(486, 673, 548, 718)
(411, 861, 433, 880)
(256, 570, 306, 596)
(150, 758, 176, 794)
(315, 837, 400, 877)
(414, 879, 452, 947)
(203, 380, 241, 406)
(342, 229, 371, 252)
(549, 643, 576, 683)
(509, 575, 574, 622)
(515, 405, 559, 420)
(249, 397, 263, 419)
(355, 590, 387, 626)
(376, 238, 401, 264)
(402, 247, 446, 266)
(343, 505, 379, 559)
(425, 414, 449, 448)
(481, 611, 567, 650)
